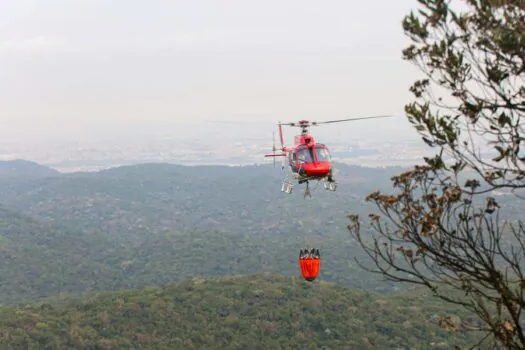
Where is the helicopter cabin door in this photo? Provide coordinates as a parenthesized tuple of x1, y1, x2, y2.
(289, 151, 298, 173)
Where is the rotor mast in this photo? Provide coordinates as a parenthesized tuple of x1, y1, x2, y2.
(298, 120, 311, 136)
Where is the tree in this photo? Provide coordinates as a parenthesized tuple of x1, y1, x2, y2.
(347, 1, 525, 349)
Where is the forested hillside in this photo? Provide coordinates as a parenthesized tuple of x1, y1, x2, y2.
(0, 159, 60, 178)
(0, 205, 116, 304)
(0, 273, 478, 349)
(1, 161, 522, 306)
(0, 160, 505, 348)
(0, 161, 409, 305)
(0, 161, 403, 238)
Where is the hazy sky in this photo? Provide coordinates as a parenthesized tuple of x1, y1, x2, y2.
(1, 0, 423, 136)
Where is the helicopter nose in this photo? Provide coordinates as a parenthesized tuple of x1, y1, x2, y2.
(308, 163, 330, 175)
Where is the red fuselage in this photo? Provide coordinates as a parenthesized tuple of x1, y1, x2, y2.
(287, 143, 332, 179)
(299, 161, 331, 177)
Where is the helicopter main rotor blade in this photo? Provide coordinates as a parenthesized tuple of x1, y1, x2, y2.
(205, 120, 300, 128)
(204, 120, 271, 125)
(312, 115, 395, 125)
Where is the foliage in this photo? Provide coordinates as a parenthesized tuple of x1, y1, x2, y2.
(0, 159, 519, 347)
(0, 273, 480, 349)
(0, 162, 401, 238)
(0, 162, 409, 305)
(347, 1, 525, 349)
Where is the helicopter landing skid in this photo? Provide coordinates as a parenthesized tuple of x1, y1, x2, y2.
(281, 171, 294, 194)
(281, 175, 336, 195)
(281, 172, 311, 197)
(323, 179, 337, 192)
(281, 180, 293, 194)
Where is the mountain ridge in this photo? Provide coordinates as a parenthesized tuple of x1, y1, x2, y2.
(0, 159, 60, 177)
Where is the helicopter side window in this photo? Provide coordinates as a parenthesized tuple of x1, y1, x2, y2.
(315, 147, 331, 161)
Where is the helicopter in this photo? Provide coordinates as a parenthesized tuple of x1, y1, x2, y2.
(264, 116, 394, 198)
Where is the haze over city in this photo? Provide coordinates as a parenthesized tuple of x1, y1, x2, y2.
(1, 0, 433, 170)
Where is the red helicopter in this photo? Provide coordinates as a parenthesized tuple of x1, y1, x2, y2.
(264, 116, 394, 198)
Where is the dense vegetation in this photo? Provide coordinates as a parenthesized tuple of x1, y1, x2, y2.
(0, 273, 479, 349)
(0, 160, 410, 305)
(0, 160, 515, 348)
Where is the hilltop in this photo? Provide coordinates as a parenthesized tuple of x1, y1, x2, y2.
(0, 273, 478, 349)
(0, 159, 60, 177)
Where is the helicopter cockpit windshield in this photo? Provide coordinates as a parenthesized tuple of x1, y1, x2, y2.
(297, 148, 314, 163)
(315, 147, 331, 161)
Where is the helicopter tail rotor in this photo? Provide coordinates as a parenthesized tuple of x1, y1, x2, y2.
(264, 126, 287, 161)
